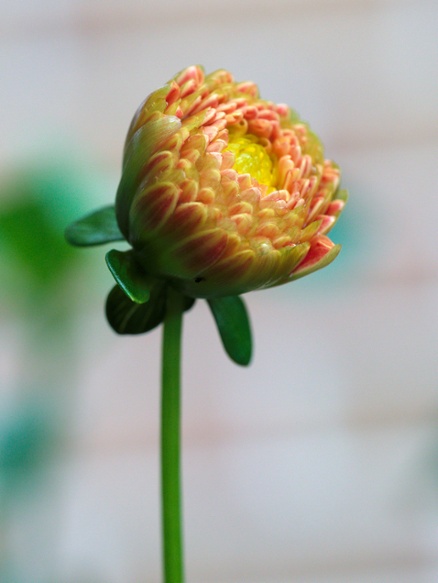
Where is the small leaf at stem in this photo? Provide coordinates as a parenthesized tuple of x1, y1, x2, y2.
(106, 283, 166, 334)
(106, 249, 152, 304)
(207, 295, 252, 366)
(65, 205, 124, 247)
(105, 283, 195, 335)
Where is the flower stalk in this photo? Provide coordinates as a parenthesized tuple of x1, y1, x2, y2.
(161, 285, 185, 583)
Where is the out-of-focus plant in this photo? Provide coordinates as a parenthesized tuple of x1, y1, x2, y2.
(0, 162, 104, 582)
(1, 166, 85, 486)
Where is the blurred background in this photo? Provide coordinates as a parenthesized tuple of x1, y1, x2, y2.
(1, 0, 438, 582)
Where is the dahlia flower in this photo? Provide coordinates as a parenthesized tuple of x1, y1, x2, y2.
(66, 65, 346, 352)
(66, 67, 348, 581)
(115, 65, 346, 299)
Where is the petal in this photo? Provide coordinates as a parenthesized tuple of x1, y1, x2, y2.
(182, 249, 255, 298)
(167, 202, 208, 237)
(116, 115, 181, 238)
(164, 228, 228, 278)
(130, 181, 180, 240)
(289, 236, 341, 281)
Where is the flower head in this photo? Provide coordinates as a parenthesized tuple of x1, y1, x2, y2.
(116, 66, 346, 298)
(66, 66, 348, 357)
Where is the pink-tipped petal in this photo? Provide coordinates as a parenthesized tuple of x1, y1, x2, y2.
(290, 237, 341, 281)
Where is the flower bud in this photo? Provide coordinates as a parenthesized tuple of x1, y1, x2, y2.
(116, 65, 346, 298)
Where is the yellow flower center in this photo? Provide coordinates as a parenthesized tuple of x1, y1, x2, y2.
(226, 132, 276, 192)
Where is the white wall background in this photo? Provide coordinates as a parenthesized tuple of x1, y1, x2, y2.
(1, 0, 438, 582)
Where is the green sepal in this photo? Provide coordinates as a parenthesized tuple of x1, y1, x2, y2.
(65, 205, 124, 247)
(207, 295, 252, 366)
(105, 249, 155, 304)
(106, 282, 195, 335)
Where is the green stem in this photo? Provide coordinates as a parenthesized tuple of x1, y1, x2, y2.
(161, 285, 185, 583)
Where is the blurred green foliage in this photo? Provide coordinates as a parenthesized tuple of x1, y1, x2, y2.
(0, 166, 88, 306)
(0, 195, 76, 289)
(0, 165, 91, 493)
(0, 163, 109, 583)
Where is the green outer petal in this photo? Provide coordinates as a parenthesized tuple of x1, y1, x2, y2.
(208, 295, 252, 366)
(116, 115, 181, 239)
(336, 188, 349, 204)
(65, 205, 124, 247)
(105, 249, 154, 304)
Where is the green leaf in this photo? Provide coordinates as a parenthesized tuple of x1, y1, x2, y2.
(105, 249, 152, 304)
(65, 205, 124, 247)
(106, 283, 195, 335)
(106, 282, 167, 334)
(208, 296, 252, 366)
